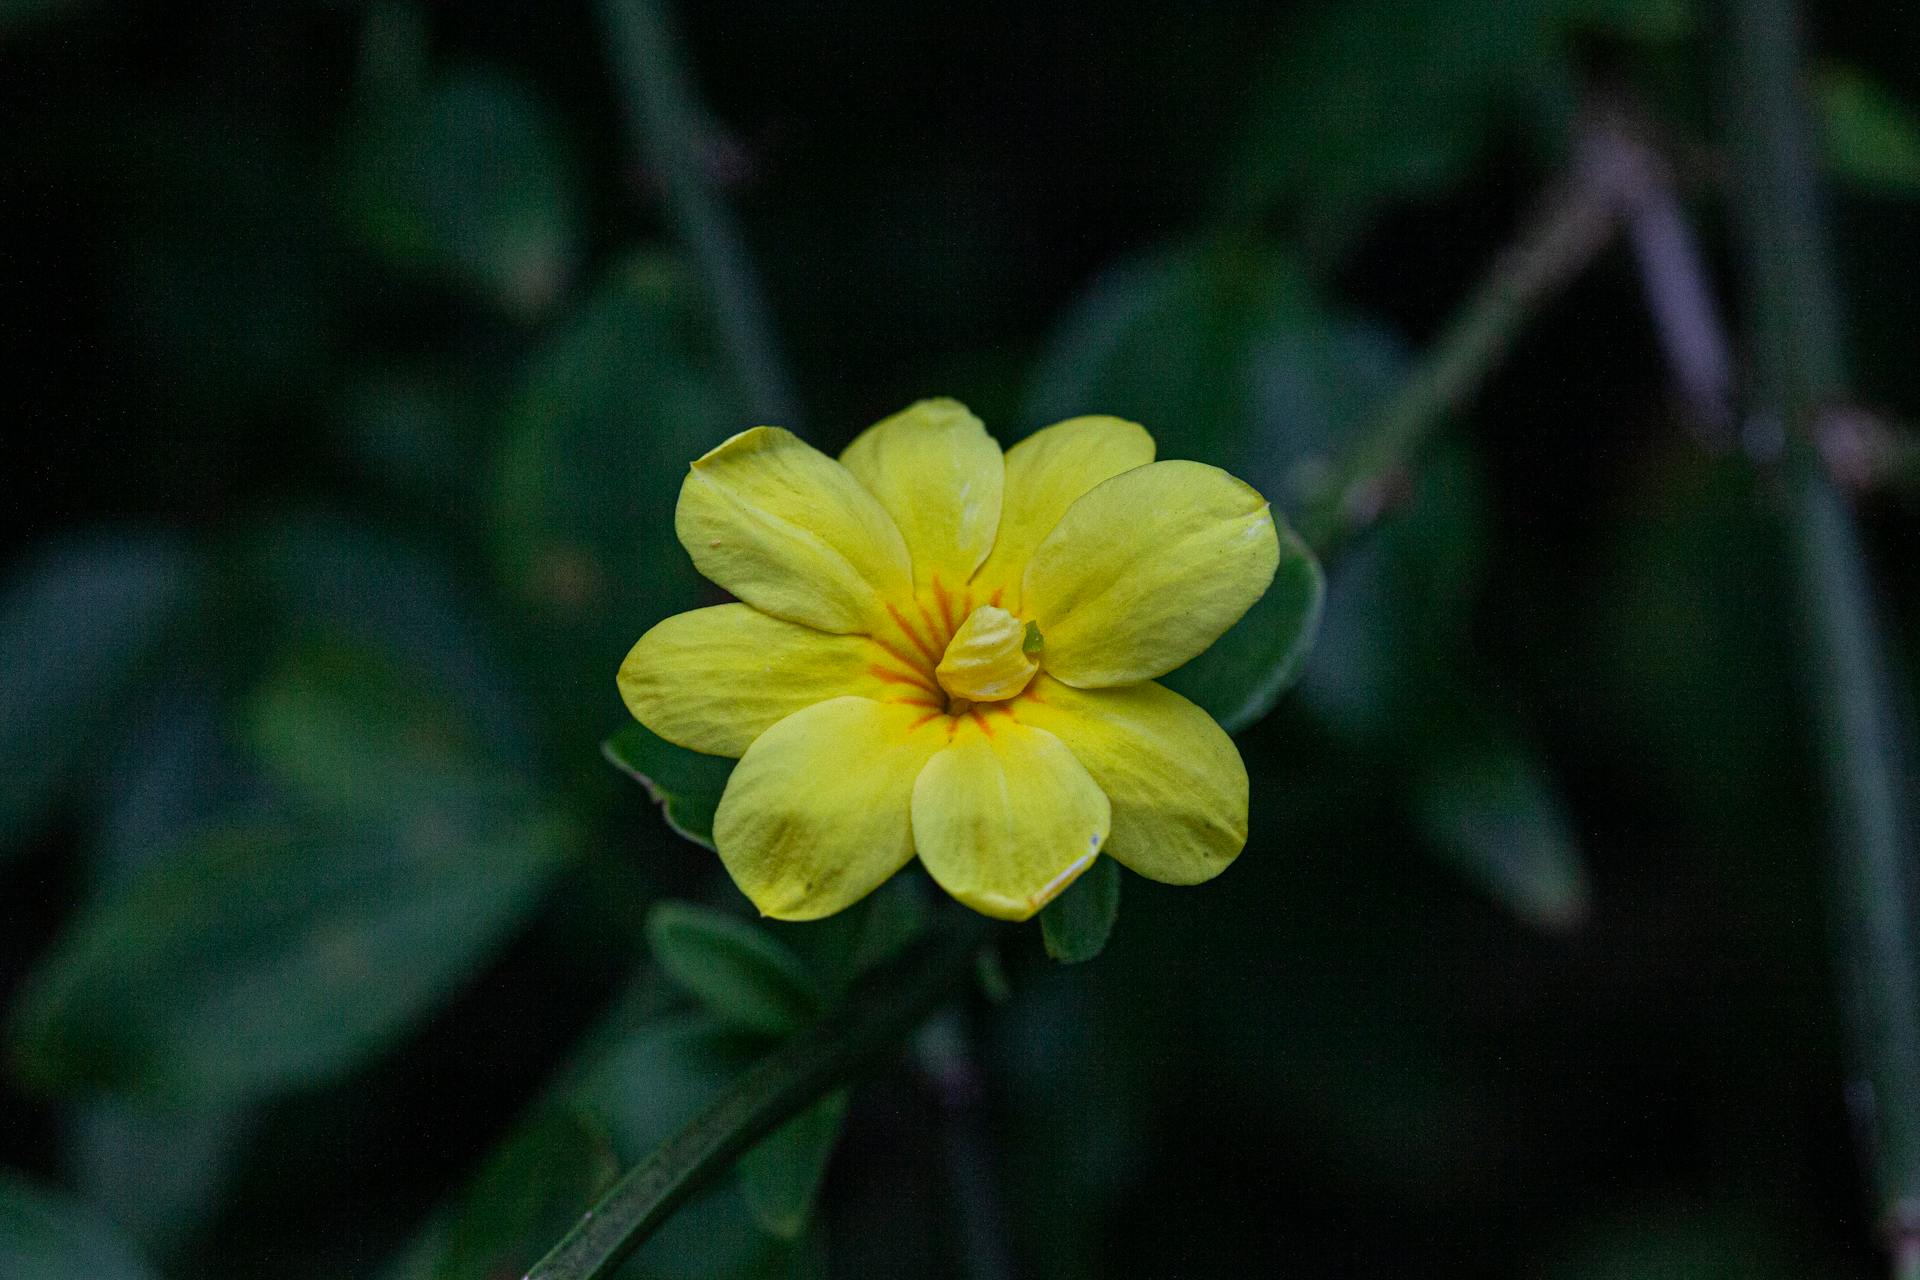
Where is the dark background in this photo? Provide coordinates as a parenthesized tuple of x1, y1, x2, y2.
(4, 1, 1920, 1276)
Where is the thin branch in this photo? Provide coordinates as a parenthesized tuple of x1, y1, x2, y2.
(522, 914, 990, 1280)
(597, 0, 801, 427)
(1296, 119, 1649, 552)
(1723, 3, 1920, 1275)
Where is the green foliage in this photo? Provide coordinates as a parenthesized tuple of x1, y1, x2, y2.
(647, 902, 822, 1037)
(1817, 64, 1920, 194)
(9, 810, 569, 1102)
(0, 1173, 156, 1280)
(1039, 857, 1121, 964)
(736, 1091, 849, 1239)
(3, 2, 1908, 1275)
(1161, 521, 1326, 733)
(1414, 735, 1590, 931)
(1222, 0, 1575, 241)
(341, 66, 581, 314)
(0, 533, 203, 853)
(605, 722, 733, 851)
(494, 254, 743, 735)
(433, 1109, 622, 1280)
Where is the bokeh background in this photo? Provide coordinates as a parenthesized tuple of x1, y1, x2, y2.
(5, 1, 1920, 1276)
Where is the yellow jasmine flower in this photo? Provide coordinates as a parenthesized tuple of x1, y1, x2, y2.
(618, 399, 1281, 922)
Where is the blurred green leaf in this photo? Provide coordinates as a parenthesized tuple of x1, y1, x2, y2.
(10, 807, 570, 1102)
(1221, 0, 1574, 238)
(245, 640, 490, 822)
(1027, 241, 1407, 519)
(90, 687, 260, 888)
(1297, 444, 1488, 740)
(0, 1172, 156, 1280)
(494, 254, 745, 738)
(434, 1108, 621, 1280)
(1039, 857, 1121, 964)
(770, 875, 931, 1002)
(605, 721, 734, 851)
(64, 1100, 252, 1256)
(1162, 520, 1326, 731)
(1817, 64, 1920, 195)
(340, 66, 580, 314)
(0, 532, 203, 855)
(1413, 735, 1590, 931)
(647, 902, 822, 1037)
(736, 1091, 849, 1240)
(1593, 454, 1795, 823)
(249, 517, 535, 767)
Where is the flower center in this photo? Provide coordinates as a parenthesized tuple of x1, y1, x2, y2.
(935, 605, 1040, 707)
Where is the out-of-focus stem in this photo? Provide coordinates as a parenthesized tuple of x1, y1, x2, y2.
(597, 0, 801, 427)
(917, 1011, 1016, 1280)
(1724, 1, 1920, 1271)
(1296, 123, 1644, 553)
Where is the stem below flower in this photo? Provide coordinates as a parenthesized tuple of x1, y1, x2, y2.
(522, 911, 992, 1280)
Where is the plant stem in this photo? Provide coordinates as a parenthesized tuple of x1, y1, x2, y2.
(1296, 121, 1642, 553)
(917, 1011, 1017, 1280)
(597, 0, 801, 427)
(1723, 0, 1920, 1269)
(522, 913, 990, 1280)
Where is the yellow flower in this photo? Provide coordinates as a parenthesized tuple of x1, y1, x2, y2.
(618, 399, 1281, 922)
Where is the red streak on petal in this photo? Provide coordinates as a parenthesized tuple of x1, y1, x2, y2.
(916, 600, 947, 649)
(867, 662, 937, 693)
(908, 711, 944, 732)
(930, 576, 957, 634)
(968, 707, 995, 737)
(884, 603, 941, 667)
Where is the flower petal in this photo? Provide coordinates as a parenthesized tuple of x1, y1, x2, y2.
(713, 696, 946, 920)
(910, 715, 1111, 921)
(971, 415, 1154, 608)
(840, 399, 1004, 590)
(1017, 676, 1247, 884)
(1023, 460, 1280, 687)
(676, 427, 913, 633)
(619, 604, 911, 757)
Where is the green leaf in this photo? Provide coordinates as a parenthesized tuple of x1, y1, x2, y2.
(1039, 856, 1121, 964)
(1413, 735, 1590, 931)
(646, 902, 822, 1037)
(737, 1090, 849, 1239)
(1221, 0, 1573, 237)
(247, 517, 535, 767)
(64, 1099, 252, 1256)
(0, 532, 203, 855)
(434, 1109, 622, 1280)
(1817, 65, 1920, 195)
(9, 807, 570, 1103)
(1297, 443, 1488, 740)
(0, 1172, 157, 1280)
(1027, 241, 1408, 522)
(605, 721, 734, 851)
(494, 254, 745, 738)
(769, 874, 932, 1002)
(244, 639, 491, 822)
(1161, 520, 1326, 731)
(340, 66, 580, 314)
